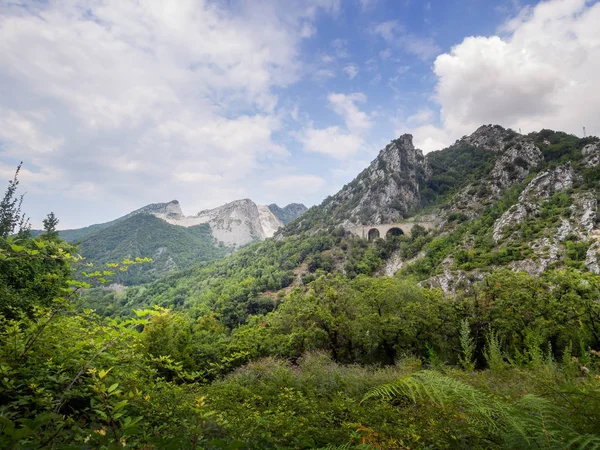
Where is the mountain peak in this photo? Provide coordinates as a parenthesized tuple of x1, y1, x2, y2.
(268, 203, 308, 224)
(455, 124, 519, 153)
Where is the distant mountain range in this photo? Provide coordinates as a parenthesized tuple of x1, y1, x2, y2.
(34, 199, 306, 284)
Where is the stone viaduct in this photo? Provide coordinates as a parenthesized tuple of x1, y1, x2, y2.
(347, 221, 436, 241)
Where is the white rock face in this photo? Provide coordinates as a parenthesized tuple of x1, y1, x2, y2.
(448, 139, 542, 220)
(586, 241, 600, 274)
(257, 205, 283, 238)
(456, 124, 519, 153)
(492, 163, 574, 242)
(488, 141, 543, 196)
(155, 199, 285, 247)
(520, 163, 574, 201)
(582, 142, 600, 168)
(325, 134, 428, 227)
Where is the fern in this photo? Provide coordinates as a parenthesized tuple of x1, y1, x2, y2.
(362, 370, 600, 449)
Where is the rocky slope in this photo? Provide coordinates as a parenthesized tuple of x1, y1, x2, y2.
(156, 199, 305, 247)
(281, 125, 599, 292)
(47, 198, 306, 284)
(284, 135, 429, 234)
(268, 203, 308, 224)
(424, 131, 600, 292)
(91, 125, 600, 318)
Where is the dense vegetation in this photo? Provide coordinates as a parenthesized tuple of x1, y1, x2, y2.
(2, 238, 600, 449)
(3, 129, 600, 448)
(76, 214, 227, 285)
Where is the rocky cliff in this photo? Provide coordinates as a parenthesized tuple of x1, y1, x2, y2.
(421, 129, 600, 292)
(156, 199, 306, 247)
(281, 125, 599, 293)
(284, 134, 428, 235)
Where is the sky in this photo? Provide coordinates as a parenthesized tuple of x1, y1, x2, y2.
(0, 0, 599, 229)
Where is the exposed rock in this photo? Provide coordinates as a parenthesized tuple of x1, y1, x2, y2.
(453, 124, 519, 153)
(585, 241, 600, 274)
(556, 218, 573, 241)
(124, 200, 183, 220)
(346, 134, 427, 225)
(492, 164, 574, 242)
(258, 205, 284, 237)
(449, 139, 542, 220)
(571, 193, 598, 236)
(487, 141, 543, 196)
(582, 142, 600, 168)
(306, 134, 429, 228)
(520, 163, 574, 202)
(493, 203, 529, 242)
(509, 237, 561, 276)
(158, 199, 283, 247)
(425, 267, 483, 295)
(383, 250, 403, 276)
(508, 259, 544, 276)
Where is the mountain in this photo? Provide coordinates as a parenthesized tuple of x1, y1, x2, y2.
(47, 198, 306, 284)
(267, 203, 308, 224)
(284, 135, 428, 234)
(96, 125, 600, 318)
(154, 199, 306, 247)
(77, 214, 227, 285)
(32, 200, 185, 242)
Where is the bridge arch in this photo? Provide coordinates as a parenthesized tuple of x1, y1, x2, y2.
(386, 227, 404, 238)
(346, 221, 436, 240)
(367, 228, 380, 241)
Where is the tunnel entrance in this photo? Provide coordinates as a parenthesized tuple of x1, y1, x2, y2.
(367, 228, 380, 241)
(386, 227, 404, 238)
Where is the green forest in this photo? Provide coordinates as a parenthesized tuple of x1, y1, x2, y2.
(2, 147, 600, 449)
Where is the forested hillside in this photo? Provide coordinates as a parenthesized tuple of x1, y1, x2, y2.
(77, 214, 227, 285)
(2, 125, 600, 449)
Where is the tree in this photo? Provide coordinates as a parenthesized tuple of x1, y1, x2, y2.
(42, 211, 60, 240)
(0, 162, 30, 239)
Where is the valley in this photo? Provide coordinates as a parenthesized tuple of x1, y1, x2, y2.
(3, 125, 600, 449)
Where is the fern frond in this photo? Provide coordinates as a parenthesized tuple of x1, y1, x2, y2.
(566, 434, 600, 450)
(363, 371, 512, 435)
(362, 370, 600, 448)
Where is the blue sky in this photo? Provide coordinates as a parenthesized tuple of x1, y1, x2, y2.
(0, 0, 598, 228)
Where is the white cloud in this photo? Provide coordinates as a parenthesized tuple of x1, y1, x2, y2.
(371, 20, 440, 60)
(298, 92, 371, 158)
(331, 38, 350, 58)
(407, 108, 435, 126)
(298, 126, 364, 159)
(300, 21, 316, 38)
(0, 0, 338, 225)
(0, 109, 64, 157)
(407, 0, 600, 152)
(313, 68, 337, 80)
(263, 174, 326, 196)
(327, 93, 371, 132)
(373, 20, 399, 41)
(379, 48, 392, 59)
(343, 64, 359, 79)
(358, 0, 378, 11)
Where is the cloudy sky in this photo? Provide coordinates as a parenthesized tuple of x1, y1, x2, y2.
(1, 0, 598, 228)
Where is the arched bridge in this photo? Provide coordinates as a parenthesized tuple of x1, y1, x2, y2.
(347, 221, 436, 241)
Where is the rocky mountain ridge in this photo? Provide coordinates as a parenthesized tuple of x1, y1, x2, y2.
(40, 198, 306, 284)
(155, 199, 306, 247)
(280, 125, 600, 293)
(87, 125, 600, 323)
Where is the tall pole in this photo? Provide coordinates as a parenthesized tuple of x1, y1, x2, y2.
(583, 126, 587, 138)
